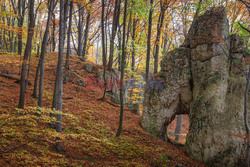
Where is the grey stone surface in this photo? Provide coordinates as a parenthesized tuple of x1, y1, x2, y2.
(142, 6, 249, 167)
(127, 103, 140, 116)
(84, 63, 95, 73)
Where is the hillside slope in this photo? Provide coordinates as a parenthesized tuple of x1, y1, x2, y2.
(0, 53, 205, 167)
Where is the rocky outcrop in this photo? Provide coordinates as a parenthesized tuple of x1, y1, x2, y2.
(142, 48, 192, 139)
(83, 63, 95, 73)
(142, 7, 249, 167)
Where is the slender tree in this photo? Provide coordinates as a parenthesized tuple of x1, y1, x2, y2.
(131, 16, 137, 72)
(82, 0, 94, 60)
(65, 0, 73, 70)
(154, 0, 169, 74)
(116, 0, 128, 137)
(100, 0, 107, 100)
(146, 0, 154, 81)
(38, 0, 55, 107)
(54, 0, 65, 152)
(17, 0, 26, 56)
(77, 3, 83, 57)
(244, 67, 250, 167)
(18, 0, 35, 109)
(107, 0, 119, 70)
(52, 0, 69, 110)
(52, 13, 56, 52)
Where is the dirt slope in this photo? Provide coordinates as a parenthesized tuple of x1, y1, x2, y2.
(0, 53, 205, 167)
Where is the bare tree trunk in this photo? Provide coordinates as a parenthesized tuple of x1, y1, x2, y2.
(107, 0, 119, 70)
(33, 61, 40, 99)
(82, 10, 91, 60)
(25, 52, 32, 91)
(146, 0, 154, 81)
(38, 0, 55, 107)
(101, 0, 107, 100)
(55, 0, 65, 152)
(18, 0, 35, 109)
(116, 0, 127, 137)
(52, 13, 56, 52)
(96, 41, 99, 64)
(244, 67, 250, 167)
(154, 8, 165, 74)
(174, 115, 183, 141)
(117, 25, 122, 71)
(131, 17, 137, 72)
(1, 3, 6, 51)
(10, 17, 15, 52)
(65, 0, 73, 70)
(52, 0, 69, 110)
(17, 0, 26, 56)
(77, 3, 83, 57)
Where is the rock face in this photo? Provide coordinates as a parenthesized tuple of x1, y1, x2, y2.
(142, 7, 249, 167)
(142, 48, 192, 139)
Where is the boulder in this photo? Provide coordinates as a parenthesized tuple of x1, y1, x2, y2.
(84, 63, 95, 73)
(142, 6, 249, 167)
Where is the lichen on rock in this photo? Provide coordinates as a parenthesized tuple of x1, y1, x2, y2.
(142, 6, 249, 167)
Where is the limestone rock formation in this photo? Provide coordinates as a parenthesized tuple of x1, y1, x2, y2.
(142, 48, 192, 139)
(142, 7, 249, 167)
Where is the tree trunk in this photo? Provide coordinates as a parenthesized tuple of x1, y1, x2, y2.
(131, 17, 137, 71)
(101, 0, 107, 100)
(107, 0, 119, 70)
(77, 4, 83, 57)
(116, 0, 127, 137)
(1, 3, 6, 51)
(65, 0, 73, 70)
(33, 61, 40, 99)
(52, 13, 56, 52)
(54, 0, 65, 152)
(82, 11, 91, 60)
(10, 17, 15, 52)
(117, 25, 122, 71)
(96, 41, 99, 64)
(38, 0, 55, 107)
(18, 0, 35, 109)
(174, 115, 183, 141)
(244, 67, 250, 166)
(25, 52, 32, 91)
(154, 9, 165, 74)
(146, 0, 153, 81)
(52, 0, 69, 111)
(17, 0, 26, 56)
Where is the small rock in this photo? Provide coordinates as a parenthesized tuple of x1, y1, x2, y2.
(84, 63, 95, 73)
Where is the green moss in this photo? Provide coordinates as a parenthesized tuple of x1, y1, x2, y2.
(151, 153, 172, 167)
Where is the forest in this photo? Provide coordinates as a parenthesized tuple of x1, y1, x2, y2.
(0, 0, 249, 166)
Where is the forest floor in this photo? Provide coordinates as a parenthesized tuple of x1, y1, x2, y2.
(0, 52, 205, 167)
